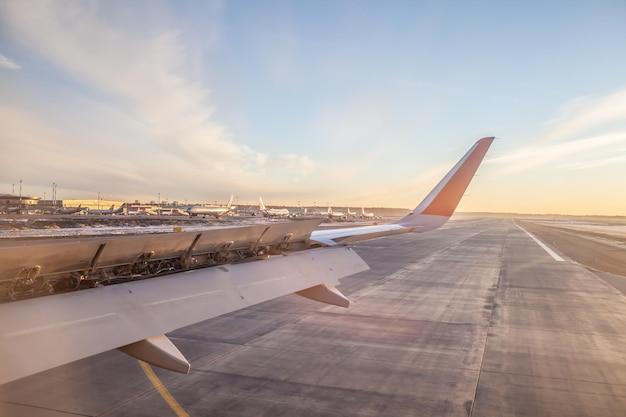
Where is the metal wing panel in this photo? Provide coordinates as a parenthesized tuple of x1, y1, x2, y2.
(255, 219, 323, 247)
(0, 220, 324, 281)
(192, 224, 270, 253)
(0, 239, 104, 278)
(0, 246, 369, 384)
(94, 232, 198, 264)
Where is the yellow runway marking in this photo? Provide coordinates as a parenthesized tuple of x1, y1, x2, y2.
(138, 360, 191, 417)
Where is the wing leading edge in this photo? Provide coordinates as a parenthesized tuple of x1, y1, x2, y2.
(310, 137, 494, 245)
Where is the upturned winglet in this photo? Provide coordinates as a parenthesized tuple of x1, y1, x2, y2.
(396, 137, 494, 226)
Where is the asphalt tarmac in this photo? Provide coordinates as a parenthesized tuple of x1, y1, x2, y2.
(1, 218, 625, 417)
(518, 219, 626, 279)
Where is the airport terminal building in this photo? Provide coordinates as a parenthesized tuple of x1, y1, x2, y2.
(0, 194, 40, 207)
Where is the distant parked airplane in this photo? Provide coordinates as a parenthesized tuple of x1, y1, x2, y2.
(361, 207, 375, 219)
(56, 204, 85, 215)
(187, 195, 234, 217)
(89, 205, 124, 215)
(326, 206, 345, 219)
(259, 197, 290, 218)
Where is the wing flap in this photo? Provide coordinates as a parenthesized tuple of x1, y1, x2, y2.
(119, 334, 190, 374)
(0, 246, 369, 384)
(296, 283, 351, 307)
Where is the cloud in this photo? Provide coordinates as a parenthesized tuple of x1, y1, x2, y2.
(0, 105, 149, 190)
(316, 98, 389, 145)
(0, 1, 237, 163)
(487, 132, 626, 173)
(252, 153, 316, 179)
(0, 53, 20, 70)
(0, 0, 315, 198)
(486, 85, 626, 173)
(559, 151, 626, 170)
(541, 87, 626, 142)
(271, 154, 316, 175)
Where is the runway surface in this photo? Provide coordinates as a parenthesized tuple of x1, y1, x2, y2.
(518, 220, 626, 278)
(1, 218, 626, 416)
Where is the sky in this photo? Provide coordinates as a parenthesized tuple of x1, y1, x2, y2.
(1, 0, 626, 215)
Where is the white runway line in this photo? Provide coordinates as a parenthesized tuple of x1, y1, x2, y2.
(516, 224, 565, 262)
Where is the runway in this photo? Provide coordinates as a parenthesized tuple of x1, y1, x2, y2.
(1, 218, 625, 416)
(518, 219, 626, 281)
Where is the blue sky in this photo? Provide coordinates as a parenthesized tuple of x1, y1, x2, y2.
(1, 1, 626, 213)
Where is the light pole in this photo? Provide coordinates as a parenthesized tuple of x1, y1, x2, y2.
(18, 179, 22, 210)
(52, 182, 57, 207)
(97, 192, 101, 212)
(11, 183, 14, 194)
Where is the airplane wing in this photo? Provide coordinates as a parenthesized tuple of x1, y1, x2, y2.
(311, 136, 494, 245)
(0, 137, 493, 385)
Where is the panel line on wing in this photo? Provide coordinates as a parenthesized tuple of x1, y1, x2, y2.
(5, 313, 117, 337)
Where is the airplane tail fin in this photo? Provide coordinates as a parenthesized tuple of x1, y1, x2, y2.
(259, 197, 266, 211)
(226, 194, 234, 209)
(396, 137, 494, 227)
(361, 207, 365, 215)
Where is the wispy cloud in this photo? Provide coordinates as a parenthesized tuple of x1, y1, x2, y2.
(0, 0, 314, 198)
(560, 151, 626, 170)
(487, 85, 626, 173)
(0, 53, 20, 70)
(488, 132, 626, 171)
(541, 87, 626, 142)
